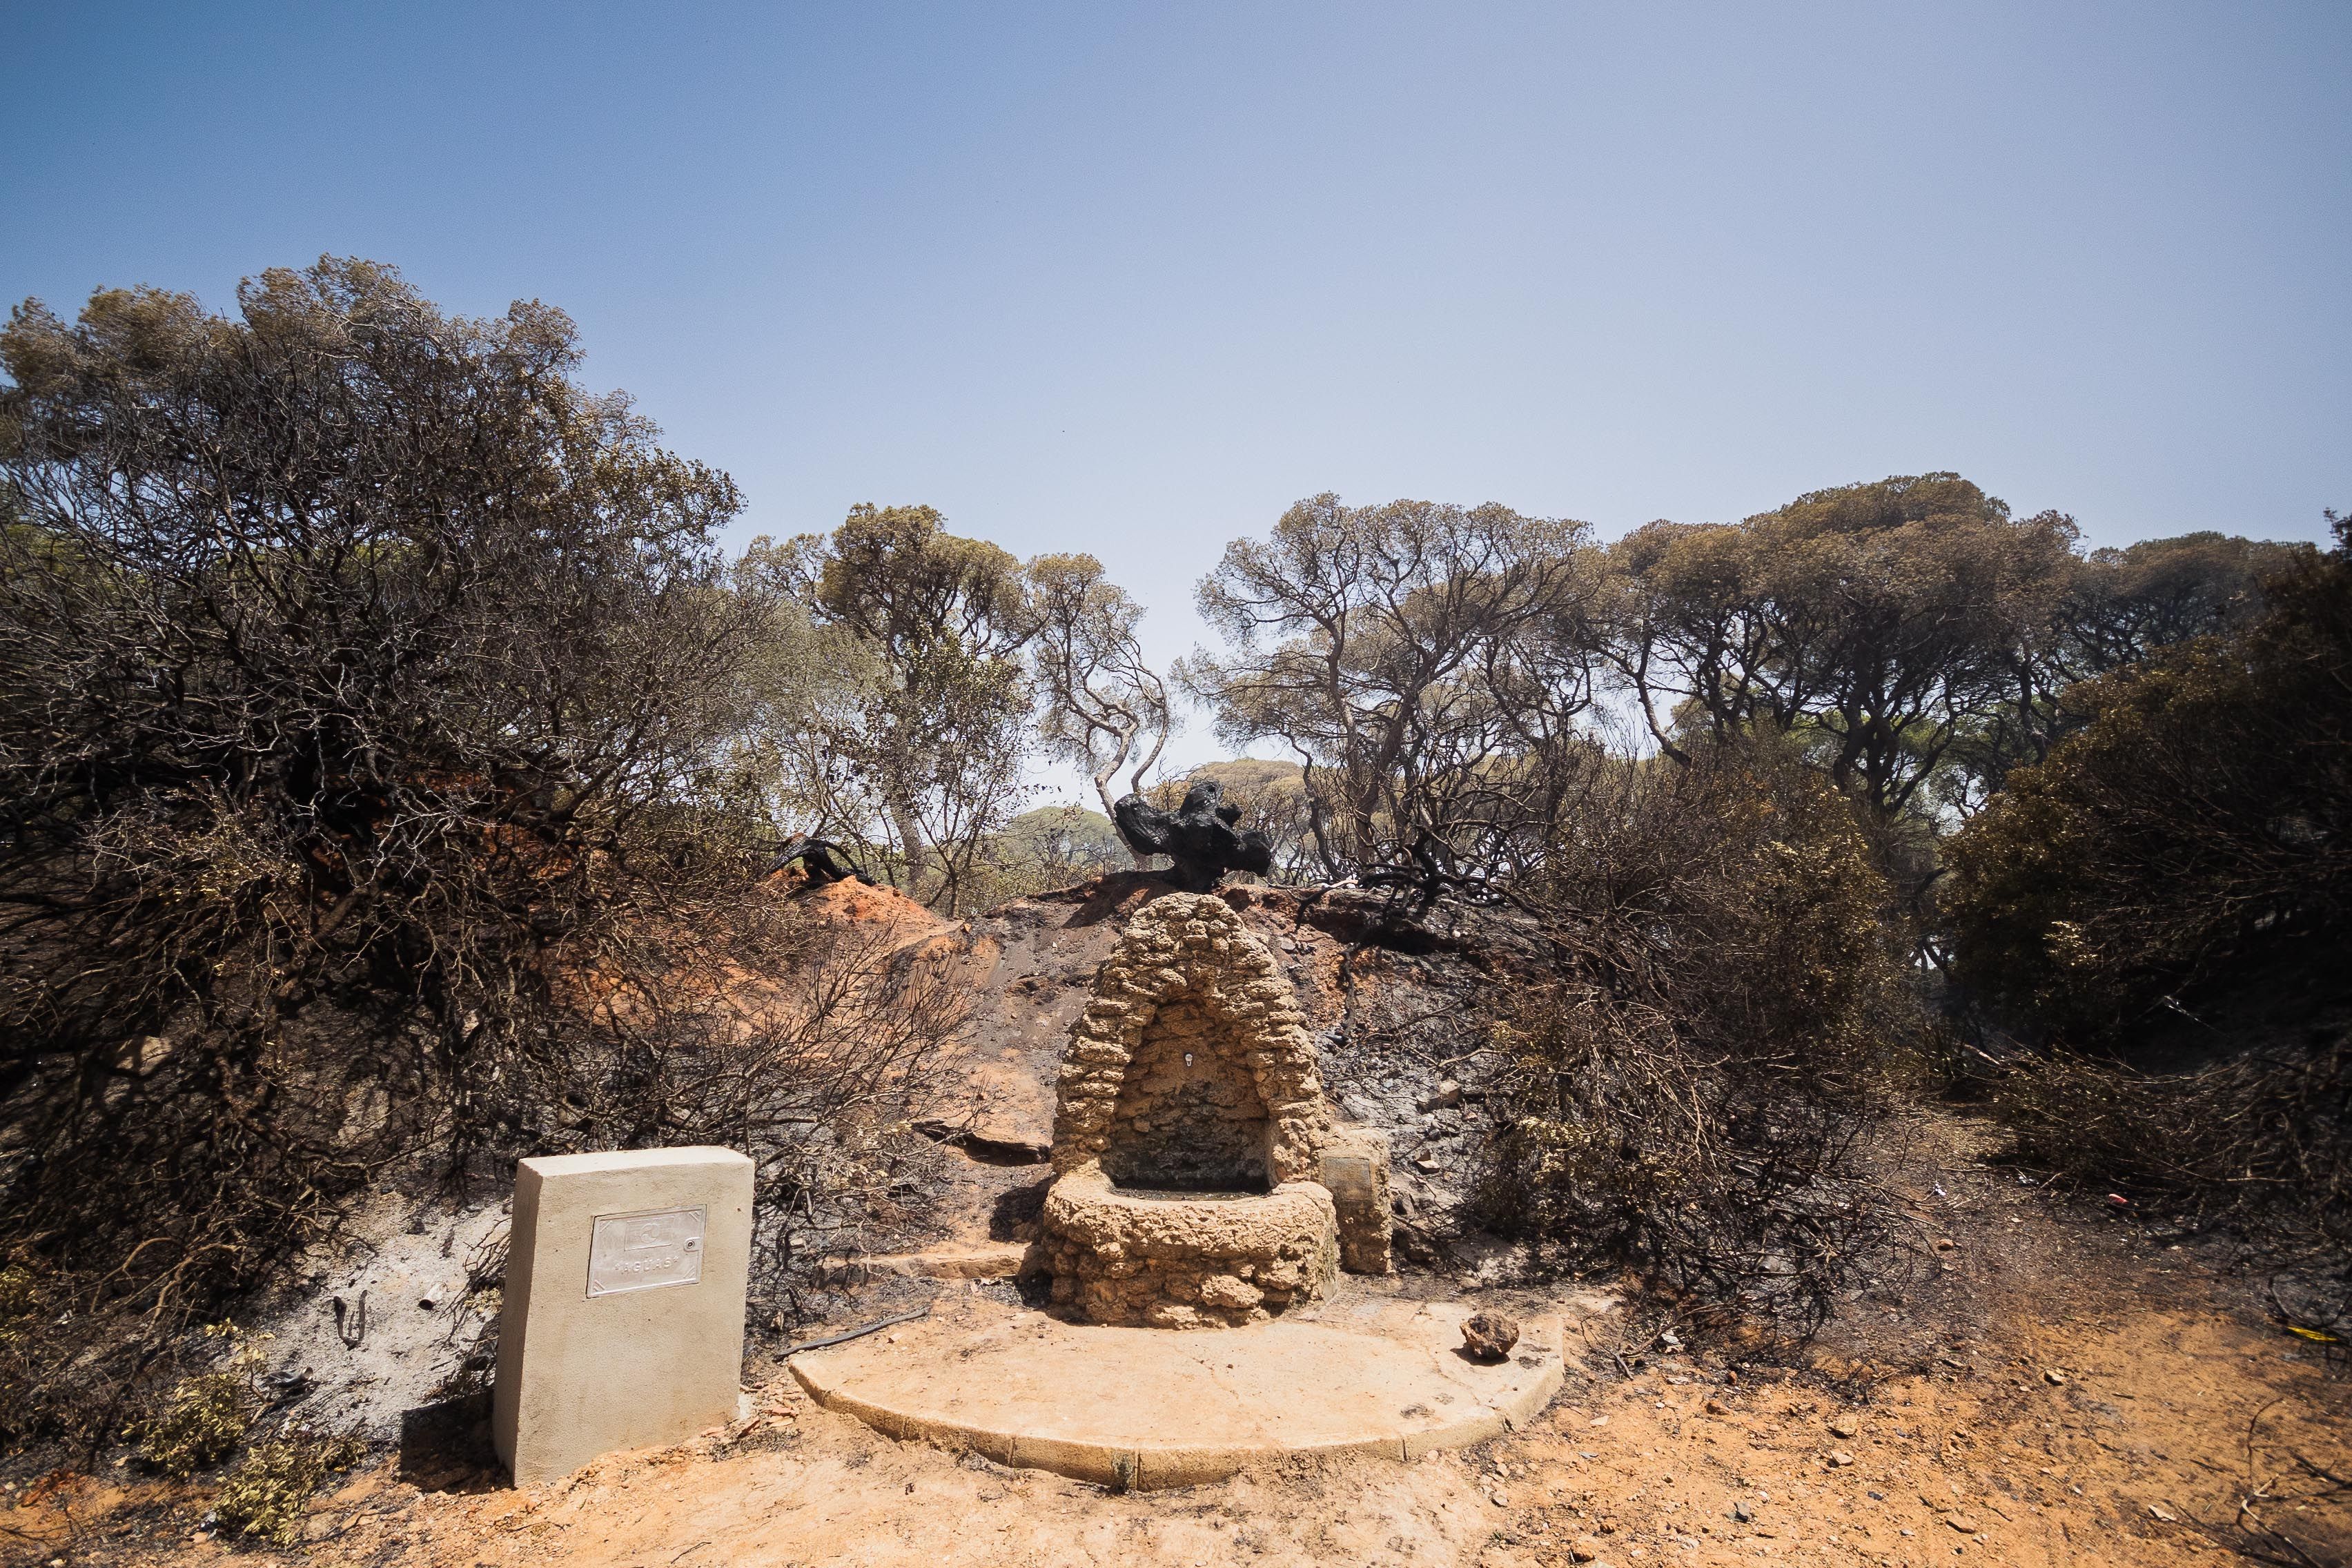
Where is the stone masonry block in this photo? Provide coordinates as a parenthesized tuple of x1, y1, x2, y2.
(1319, 1126, 1395, 1275)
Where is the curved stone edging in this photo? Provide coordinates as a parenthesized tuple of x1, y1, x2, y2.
(785, 1311, 1566, 1491)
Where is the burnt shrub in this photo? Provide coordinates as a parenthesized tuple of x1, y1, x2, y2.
(1480, 739, 1918, 1332)
(0, 260, 812, 1445)
(1943, 516, 2351, 1293)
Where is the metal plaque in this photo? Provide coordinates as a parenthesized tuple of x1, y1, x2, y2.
(585, 1205, 705, 1298)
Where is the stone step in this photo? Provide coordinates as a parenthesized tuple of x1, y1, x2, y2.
(821, 1243, 1038, 1283)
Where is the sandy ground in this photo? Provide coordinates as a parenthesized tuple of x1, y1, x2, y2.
(8, 1110, 2344, 1568)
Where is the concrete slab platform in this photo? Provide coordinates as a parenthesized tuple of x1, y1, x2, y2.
(787, 1297, 1567, 1489)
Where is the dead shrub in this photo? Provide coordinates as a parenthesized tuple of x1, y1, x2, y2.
(553, 894, 972, 1320)
(0, 259, 795, 1447)
(1944, 516, 2351, 1302)
(1480, 740, 1919, 1332)
(1985, 981, 2349, 1326)
(1994, 1032, 2347, 1241)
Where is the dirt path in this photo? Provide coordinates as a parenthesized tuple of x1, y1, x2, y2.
(11, 1110, 2343, 1568)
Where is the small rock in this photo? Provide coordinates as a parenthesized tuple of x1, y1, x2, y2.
(1462, 1312, 1520, 1361)
(2043, 1369, 2067, 1386)
(1946, 1515, 1980, 1533)
(1827, 1449, 1854, 1467)
(1934, 1237, 1957, 1251)
(1569, 1538, 1609, 1563)
(1829, 1415, 1859, 1438)
(1418, 1080, 1464, 1112)
(1704, 1398, 1729, 1415)
(2148, 1503, 2179, 1522)
(1731, 1502, 1753, 1523)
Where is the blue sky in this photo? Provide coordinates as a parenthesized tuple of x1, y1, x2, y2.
(6, 2, 2348, 783)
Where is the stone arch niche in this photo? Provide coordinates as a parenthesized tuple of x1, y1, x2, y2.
(1040, 892, 1384, 1329)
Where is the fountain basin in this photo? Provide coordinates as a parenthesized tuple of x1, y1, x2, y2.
(1040, 1164, 1340, 1329)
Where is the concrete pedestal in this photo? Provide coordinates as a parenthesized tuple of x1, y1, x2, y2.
(492, 1146, 753, 1486)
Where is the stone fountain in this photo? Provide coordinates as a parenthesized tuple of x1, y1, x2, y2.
(784, 890, 1579, 1491)
(1039, 892, 1390, 1327)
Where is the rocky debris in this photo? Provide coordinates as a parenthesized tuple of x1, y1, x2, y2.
(1416, 1080, 1464, 1113)
(1462, 1311, 1520, 1362)
(1828, 1414, 1859, 1438)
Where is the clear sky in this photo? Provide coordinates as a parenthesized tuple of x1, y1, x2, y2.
(6, 1, 2348, 785)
